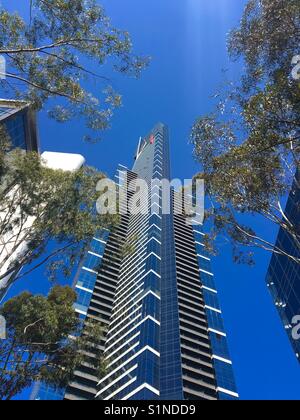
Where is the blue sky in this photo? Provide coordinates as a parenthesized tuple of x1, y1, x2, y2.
(2, 0, 300, 400)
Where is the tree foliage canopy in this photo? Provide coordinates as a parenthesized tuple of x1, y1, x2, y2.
(0, 0, 149, 141)
(191, 0, 300, 264)
(0, 130, 118, 300)
(228, 0, 299, 83)
(0, 285, 105, 400)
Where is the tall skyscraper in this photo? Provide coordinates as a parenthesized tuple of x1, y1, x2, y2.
(266, 171, 300, 361)
(63, 123, 238, 401)
(0, 99, 39, 152)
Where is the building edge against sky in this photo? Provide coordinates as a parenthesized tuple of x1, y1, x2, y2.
(35, 123, 238, 400)
(266, 170, 300, 362)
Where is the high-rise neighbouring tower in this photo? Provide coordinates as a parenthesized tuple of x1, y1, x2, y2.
(0, 99, 40, 302)
(266, 171, 300, 362)
(0, 98, 85, 302)
(0, 99, 39, 152)
(64, 123, 238, 401)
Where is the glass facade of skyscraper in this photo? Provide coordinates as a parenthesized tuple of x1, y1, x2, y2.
(266, 171, 300, 361)
(0, 99, 39, 152)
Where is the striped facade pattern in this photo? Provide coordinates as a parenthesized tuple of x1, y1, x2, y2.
(40, 123, 238, 400)
(96, 125, 165, 400)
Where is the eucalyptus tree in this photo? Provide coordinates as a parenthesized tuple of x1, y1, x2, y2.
(0, 0, 148, 141)
(191, 0, 300, 264)
(0, 285, 106, 400)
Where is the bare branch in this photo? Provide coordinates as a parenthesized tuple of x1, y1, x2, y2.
(24, 319, 44, 335)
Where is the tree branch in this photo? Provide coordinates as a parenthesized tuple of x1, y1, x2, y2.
(4, 72, 81, 102)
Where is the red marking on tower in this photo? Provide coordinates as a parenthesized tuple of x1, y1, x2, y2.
(150, 134, 155, 144)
